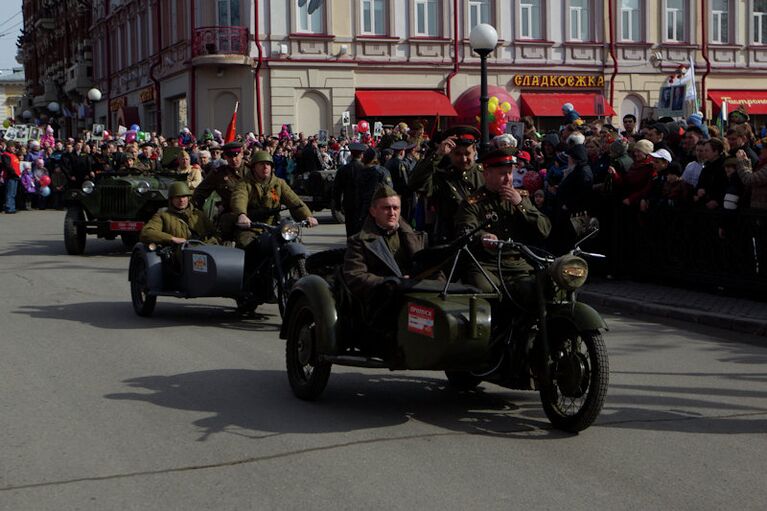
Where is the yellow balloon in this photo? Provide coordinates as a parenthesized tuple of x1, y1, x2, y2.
(500, 101, 512, 113)
(488, 102, 498, 114)
(489, 96, 499, 106)
(2, 120, 9, 128)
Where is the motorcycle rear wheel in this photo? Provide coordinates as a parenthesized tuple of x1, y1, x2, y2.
(286, 296, 332, 400)
(539, 329, 608, 433)
(130, 255, 157, 317)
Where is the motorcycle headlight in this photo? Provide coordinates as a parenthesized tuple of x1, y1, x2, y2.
(136, 181, 151, 194)
(280, 222, 300, 241)
(81, 180, 95, 194)
(549, 255, 589, 291)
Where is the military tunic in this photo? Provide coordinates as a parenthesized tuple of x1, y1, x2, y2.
(134, 156, 161, 173)
(333, 158, 365, 237)
(139, 205, 219, 245)
(455, 186, 551, 292)
(230, 173, 312, 247)
(409, 151, 484, 243)
(191, 163, 249, 212)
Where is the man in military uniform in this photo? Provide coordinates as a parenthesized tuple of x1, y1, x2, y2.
(333, 142, 367, 237)
(192, 141, 249, 240)
(231, 150, 318, 249)
(455, 147, 551, 294)
(134, 142, 161, 173)
(386, 140, 416, 221)
(352, 147, 393, 236)
(409, 126, 484, 244)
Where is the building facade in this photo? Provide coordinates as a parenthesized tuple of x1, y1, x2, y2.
(0, 68, 25, 120)
(21, 1, 767, 137)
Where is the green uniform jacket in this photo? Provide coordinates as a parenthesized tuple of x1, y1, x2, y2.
(409, 151, 484, 243)
(455, 187, 551, 273)
(139, 205, 219, 245)
(231, 174, 312, 221)
(191, 163, 249, 212)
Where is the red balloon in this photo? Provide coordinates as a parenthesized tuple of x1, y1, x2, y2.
(358, 120, 370, 133)
(39, 175, 51, 187)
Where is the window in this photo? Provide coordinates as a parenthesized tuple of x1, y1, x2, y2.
(520, 0, 541, 39)
(217, 0, 240, 26)
(754, 0, 767, 44)
(665, 0, 685, 42)
(414, 0, 438, 36)
(711, 0, 728, 44)
(469, 0, 490, 30)
(361, 0, 386, 35)
(569, 0, 590, 41)
(620, 0, 641, 42)
(297, 0, 324, 33)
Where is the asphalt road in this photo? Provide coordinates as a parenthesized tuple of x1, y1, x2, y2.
(1, 209, 766, 510)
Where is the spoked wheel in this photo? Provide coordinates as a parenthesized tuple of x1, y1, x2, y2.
(444, 371, 482, 391)
(64, 207, 87, 255)
(275, 257, 307, 318)
(286, 297, 331, 400)
(129, 255, 157, 317)
(540, 329, 609, 433)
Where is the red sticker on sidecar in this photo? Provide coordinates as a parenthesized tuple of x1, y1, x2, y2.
(407, 303, 435, 338)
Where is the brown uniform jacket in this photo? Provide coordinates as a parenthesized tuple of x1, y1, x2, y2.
(343, 216, 427, 299)
(230, 173, 312, 221)
(191, 163, 249, 211)
(139, 205, 219, 245)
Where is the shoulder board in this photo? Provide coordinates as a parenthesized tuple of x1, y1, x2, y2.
(466, 190, 487, 205)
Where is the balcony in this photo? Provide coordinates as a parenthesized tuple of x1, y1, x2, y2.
(191, 26, 250, 66)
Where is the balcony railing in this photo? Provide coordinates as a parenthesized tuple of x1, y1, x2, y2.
(192, 26, 249, 57)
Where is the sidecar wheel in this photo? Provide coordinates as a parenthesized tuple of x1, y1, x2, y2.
(445, 371, 482, 391)
(286, 297, 331, 400)
(276, 257, 307, 318)
(130, 255, 157, 317)
(540, 329, 608, 433)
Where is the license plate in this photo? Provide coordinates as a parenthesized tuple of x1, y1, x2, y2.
(110, 221, 144, 231)
(298, 195, 314, 202)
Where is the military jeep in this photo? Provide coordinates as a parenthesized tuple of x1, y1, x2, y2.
(63, 172, 184, 255)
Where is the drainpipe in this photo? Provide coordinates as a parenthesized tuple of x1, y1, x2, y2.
(445, 0, 460, 101)
(105, 0, 111, 130)
(190, 0, 196, 134)
(254, 0, 265, 134)
(607, 0, 619, 114)
(149, 0, 162, 133)
(701, 0, 711, 118)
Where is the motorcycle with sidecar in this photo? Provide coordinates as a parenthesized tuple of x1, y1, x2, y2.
(282, 219, 609, 433)
(128, 216, 309, 318)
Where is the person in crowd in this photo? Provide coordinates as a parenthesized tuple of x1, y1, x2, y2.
(736, 144, 767, 210)
(174, 150, 203, 190)
(135, 142, 161, 173)
(334, 142, 367, 237)
(621, 114, 637, 137)
(645, 122, 672, 153)
(409, 126, 484, 244)
(2, 142, 21, 214)
(611, 139, 656, 208)
(694, 138, 729, 210)
(386, 140, 414, 220)
(354, 147, 394, 235)
(50, 163, 67, 209)
(725, 125, 759, 168)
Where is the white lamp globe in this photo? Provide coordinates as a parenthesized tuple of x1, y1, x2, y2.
(87, 88, 102, 101)
(22, 110, 32, 119)
(48, 101, 60, 113)
(469, 23, 498, 52)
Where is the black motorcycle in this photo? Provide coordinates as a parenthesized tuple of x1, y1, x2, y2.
(129, 217, 309, 318)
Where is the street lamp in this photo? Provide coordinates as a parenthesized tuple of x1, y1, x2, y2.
(47, 101, 60, 113)
(87, 88, 102, 102)
(470, 23, 498, 156)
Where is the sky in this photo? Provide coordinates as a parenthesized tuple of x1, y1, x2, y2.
(0, 1, 23, 70)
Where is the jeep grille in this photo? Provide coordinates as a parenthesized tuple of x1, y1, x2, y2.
(100, 184, 131, 215)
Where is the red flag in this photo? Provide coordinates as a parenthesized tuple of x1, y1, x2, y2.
(224, 101, 239, 143)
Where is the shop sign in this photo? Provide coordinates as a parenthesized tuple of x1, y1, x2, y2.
(109, 96, 127, 112)
(513, 74, 605, 89)
(139, 86, 155, 104)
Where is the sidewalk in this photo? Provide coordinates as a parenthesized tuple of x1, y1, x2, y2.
(579, 278, 767, 337)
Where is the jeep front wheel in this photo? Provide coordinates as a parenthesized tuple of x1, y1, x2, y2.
(64, 207, 87, 255)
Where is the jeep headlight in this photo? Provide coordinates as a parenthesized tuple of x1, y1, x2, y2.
(81, 180, 95, 194)
(549, 255, 589, 291)
(280, 222, 300, 241)
(136, 181, 151, 194)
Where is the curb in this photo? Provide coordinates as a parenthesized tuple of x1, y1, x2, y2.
(579, 290, 767, 337)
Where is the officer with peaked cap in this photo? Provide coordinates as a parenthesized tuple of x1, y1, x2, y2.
(386, 140, 417, 220)
(334, 142, 368, 237)
(352, 147, 393, 236)
(409, 125, 484, 243)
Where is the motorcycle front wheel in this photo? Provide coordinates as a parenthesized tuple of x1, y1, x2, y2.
(275, 256, 307, 318)
(539, 329, 608, 433)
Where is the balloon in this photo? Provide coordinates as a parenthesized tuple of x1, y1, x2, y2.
(489, 96, 499, 106)
(501, 101, 512, 113)
(488, 102, 498, 114)
(2, 119, 9, 128)
(488, 113, 495, 123)
(358, 120, 370, 133)
(40, 186, 51, 197)
(125, 130, 137, 143)
(130, 124, 140, 132)
(39, 175, 51, 187)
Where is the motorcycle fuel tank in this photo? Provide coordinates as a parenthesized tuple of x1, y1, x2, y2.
(396, 292, 492, 370)
(181, 245, 245, 298)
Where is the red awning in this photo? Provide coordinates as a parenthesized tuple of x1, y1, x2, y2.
(520, 93, 616, 117)
(708, 90, 767, 114)
(355, 90, 458, 117)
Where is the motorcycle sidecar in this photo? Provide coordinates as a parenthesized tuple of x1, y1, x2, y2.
(129, 242, 245, 317)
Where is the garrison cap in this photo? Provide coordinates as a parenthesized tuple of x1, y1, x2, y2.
(371, 184, 399, 201)
(442, 125, 481, 146)
(349, 142, 368, 152)
(480, 147, 518, 167)
(168, 181, 193, 198)
(222, 141, 242, 155)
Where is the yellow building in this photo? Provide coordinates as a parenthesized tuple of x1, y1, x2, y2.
(0, 68, 24, 121)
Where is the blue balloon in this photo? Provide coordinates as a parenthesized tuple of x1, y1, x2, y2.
(40, 186, 51, 197)
(130, 124, 140, 132)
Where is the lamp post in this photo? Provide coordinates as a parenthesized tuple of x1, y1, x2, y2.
(470, 23, 498, 156)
